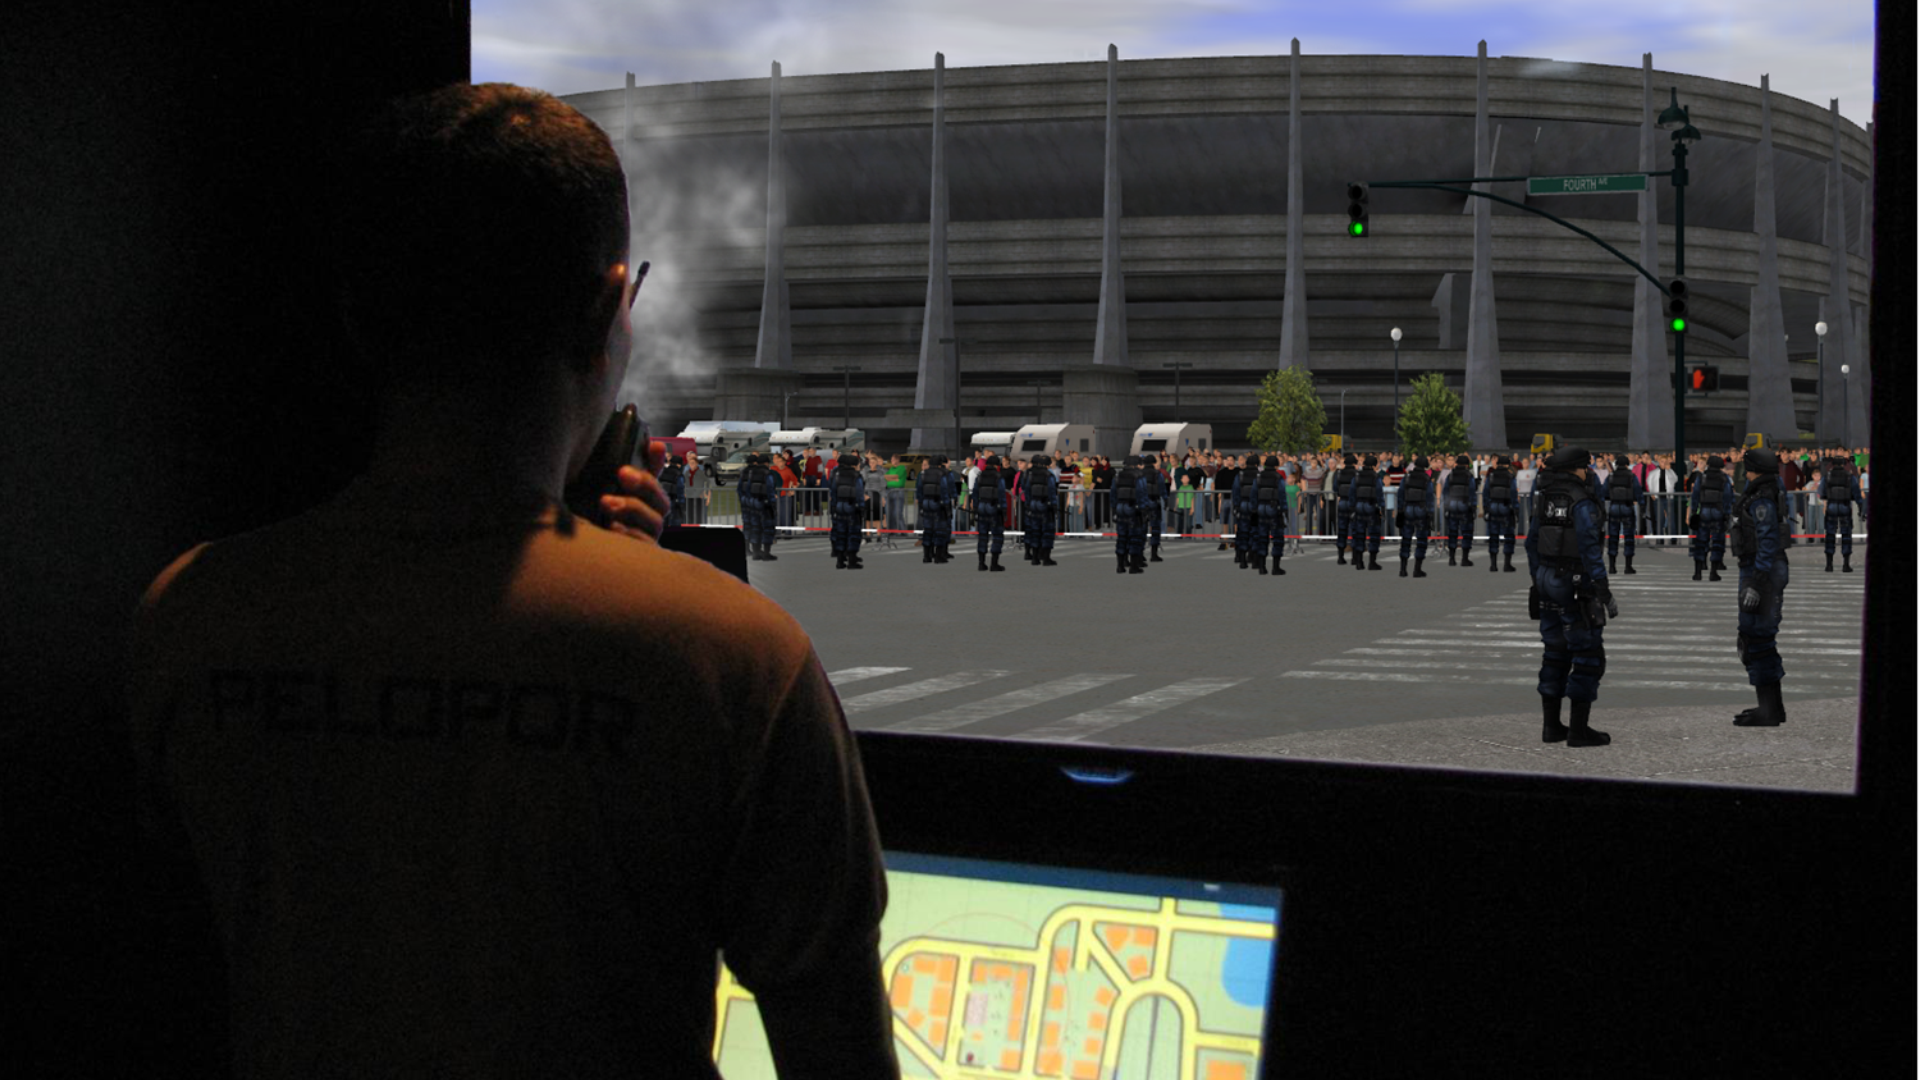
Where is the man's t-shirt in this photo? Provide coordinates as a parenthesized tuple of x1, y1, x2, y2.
(126, 477, 893, 1078)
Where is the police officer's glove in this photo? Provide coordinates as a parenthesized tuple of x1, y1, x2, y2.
(1740, 586, 1763, 613)
(1595, 582, 1619, 620)
(1527, 585, 1542, 620)
(1395, 511, 1405, 530)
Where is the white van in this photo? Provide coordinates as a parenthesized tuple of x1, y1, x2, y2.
(1009, 423, 1097, 460)
(1130, 423, 1213, 459)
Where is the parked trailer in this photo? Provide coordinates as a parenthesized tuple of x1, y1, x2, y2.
(1007, 423, 1097, 460)
(1129, 423, 1214, 458)
(968, 431, 1019, 458)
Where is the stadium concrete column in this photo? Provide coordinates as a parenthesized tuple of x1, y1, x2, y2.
(1276, 38, 1309, 371)
(754, 61, 792, 371)
(1072, 43, 1140, 460)
(910, 52, 958, 456)
(1743, 74, 1795, 440)
(1627, 53, 1673, 451)
(1462, 41, 1507, 452)
(1817, 98, 1853, 445)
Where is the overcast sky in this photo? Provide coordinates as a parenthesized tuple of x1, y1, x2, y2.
(473, 0, 1877, 129)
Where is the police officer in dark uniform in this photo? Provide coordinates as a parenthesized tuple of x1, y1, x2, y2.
(1525, 446, 1617, 747)
(1345, 454, 1386, 571)
(1602, 453, 1646, 576)
(1442, 455, 1478, 568)
(1395, 455, 1434, 577)
(1023, 455, 1060, 566)
(1232, 458, 1258, 569)
(1333, 453, 1359, 564)
(1482, 455, 1519, 572)
(1821, 456, 1863, 572)
(969, 455, 1009, 572)
(1138, 454, 1168, 562)
(1690, 454, 1734, 581)
(658, 455, 687, 530)
(1111, 456, 1147, 573)
(1730, 446, 1790, 726)
(740, 453, 779, 561)
(1252, 455, 1287, 576)
(828, 455, 866, 569)
(917, 455, 955, 564)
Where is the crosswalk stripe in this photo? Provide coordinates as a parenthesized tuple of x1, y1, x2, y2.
(826, 666, 912, 685)
(1347, 642, 1862, 658)
(840, 671, 1012, 714)
(880, 673, 1138, 734)
(1308, 658, 1859, 682)
(1434, 622, 1859, 641)
(1018, 677, 1247, 743)
(1279, 670, 1833, 692)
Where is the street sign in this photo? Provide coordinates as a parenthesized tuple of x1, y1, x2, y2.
(1526, 173, 1648, 196)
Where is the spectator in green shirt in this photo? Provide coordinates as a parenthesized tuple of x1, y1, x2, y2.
(884, 456, 909, 533)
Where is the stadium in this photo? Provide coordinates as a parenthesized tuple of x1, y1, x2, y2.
(561, 49, 1873, 456)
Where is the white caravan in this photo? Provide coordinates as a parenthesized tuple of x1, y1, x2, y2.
(1129, 423, 1214, 459)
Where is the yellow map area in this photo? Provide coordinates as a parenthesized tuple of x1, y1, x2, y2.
(714, 896, 1271, 1080)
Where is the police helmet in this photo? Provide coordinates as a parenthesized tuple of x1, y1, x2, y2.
(1033, 454, 1050, 468)
(1264, 456, 1280, 469)
(1414, 455, 1429, 469)
(1545, 446, 1592, 472)
(984, 454, 1000, 469)
(1141, 453, 1156, 466)
(1706, 455, 1724, 470)
(1343, 453, 1357, 466)
(1743, 447, 1779, 474)
(1363, 454, 1378, 468)
(1455, 455, 1470, 467)
(1496, 455, 1512, 468)
(1615, 453, 1631, 468)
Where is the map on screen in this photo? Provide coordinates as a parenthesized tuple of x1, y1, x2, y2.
(714, 852, 1283, 1079)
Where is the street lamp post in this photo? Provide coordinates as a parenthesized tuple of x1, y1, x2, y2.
(1162, 362, 1193, 413)
(1389, 327, 1402, 450)
(1814, 321, 1828, 446)
(1656, 88, 1701, 471)
(938, 337, 962, 459)
(1839, 364, 1850, 448)
(831, 365, 862, 429)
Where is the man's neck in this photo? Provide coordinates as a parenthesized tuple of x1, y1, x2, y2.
(366, 385, 583, 501)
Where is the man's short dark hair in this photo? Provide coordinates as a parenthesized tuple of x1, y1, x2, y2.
(334, 83, 630, 388)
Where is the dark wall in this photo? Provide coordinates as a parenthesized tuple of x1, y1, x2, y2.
(3, 2, 1907, 1076)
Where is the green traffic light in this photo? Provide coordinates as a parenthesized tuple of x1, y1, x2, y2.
(1669, 317, 1686, 333)
(1349, 221, 1366, 237)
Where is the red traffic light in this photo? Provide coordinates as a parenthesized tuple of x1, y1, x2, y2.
(1687, 366, 1719, 393)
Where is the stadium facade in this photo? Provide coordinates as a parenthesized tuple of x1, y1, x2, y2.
(561, 47, 1873, 456)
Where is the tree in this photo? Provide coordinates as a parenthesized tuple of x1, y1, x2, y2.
(1246, 367, 1327, 454)
(1396, 373, 1471, 459)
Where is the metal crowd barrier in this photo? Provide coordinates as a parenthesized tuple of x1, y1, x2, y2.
(661, 484, 1867, 543)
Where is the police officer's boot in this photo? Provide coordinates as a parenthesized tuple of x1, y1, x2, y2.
(1540, 696, 1568, 743)
(990, 552, 1005, 572)
(1256, 553, 1268, 575)
(848, 553, 864, 570)
(1692, 560, 1704, 581)
(1447, 549, 1456, 566)
(1566, 699, 1610, 747)
(1734, 681, 1786, 727)
(836, 553, 847, 569)
(1623, 553, 1636, 575)
(1608, 554, 1617, 575)
(1272, 555, 1286, 576)
(1489, 552, 1498, 573)
(1149, 544, 1163, 562)
(1368, 551, 1382, 571)
(923, 544, 933, 563)
(978, 551, 988, 572)
(1503, 551, 1517, 573)
(1041, 551, 1057, 566)
(1708, 562, 1722, 582)
(1460, 550, 1473, 568)
(1399, 556, 1409, 578)
(1842, 553, 1853, 573)
(1129, 552, 1146, 574)
(1413, 556, 1427, 578)
(1355, 550, 1367, 572)
(1235, 548, 1247, 569)
(1117, 553, 1128, 574)
(761, 543, 777, 561)
(1825, 552, 1834, 572)
(1337, 548, 1347, 565)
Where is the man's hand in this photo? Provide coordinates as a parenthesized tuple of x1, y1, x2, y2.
(600, 439, 672, 541)
(1597, 582, 1619, 620)
(1739, 585, 1763, 613)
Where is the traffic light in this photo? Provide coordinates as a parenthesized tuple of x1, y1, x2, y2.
(1687, 365, 1719, 393)
(1664, 278, 1689, 332)
(1345, 181, 1369, 237)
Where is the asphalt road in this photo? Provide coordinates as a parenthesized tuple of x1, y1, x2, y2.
(742, 526, 1867, 761)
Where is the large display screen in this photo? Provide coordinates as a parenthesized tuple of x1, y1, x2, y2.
(714, 851, 1285, 1078)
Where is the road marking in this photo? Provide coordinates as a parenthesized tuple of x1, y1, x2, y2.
(881, 673, 1138, 734)
(1347, 642, 1864, 658)
(840, 671, 1012, 714)
(826, 666, 912, 685)
(1018, 677, 1247, 743)
(1308, 658, 1859, 682)
(1433, 622, 1860, 641)
(1277, 670, 1823, 693)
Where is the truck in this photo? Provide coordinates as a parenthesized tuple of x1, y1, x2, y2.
(1529, 433, 1560, 455)
(1130, 423, 1214, 459)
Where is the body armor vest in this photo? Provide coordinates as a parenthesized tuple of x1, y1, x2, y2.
(1352, 470, 1380, 504)
(1335, 467, 1357, 500)
(1399, 470, 1429, 507)
(1028, 471, 1054, 503)
(973, 469, 1001, 509)
(1607, 472, 1635, 505)
(1445, 470, 1472, 505)
(1730, 479, 1784, 561)
(1114, 470, 1138, 505)
(1144, 470, 1165, 502)
(918, 467, 945, 503)
(1825, 473, 1851, 504)
(833, 470, 859, 504)
(1484, 470, 1513, 504)
(659, 462, 684, 488)
(745, 467, 772, 501)
(1256, 471, 1281, 504)
(1697, 473, 1727, 509)
(1531, 473, 1586, 562)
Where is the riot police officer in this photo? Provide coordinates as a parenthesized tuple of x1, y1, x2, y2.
(828, 456, 866, 569)
(1690, 454, 1734, 581)
(1139, 454, 1168, 561)
(969, 455, 1009, 571)
(1251, 455, 1287, 576)
(1821, 456, 1863, 572)
(1442, 455, 1478, 567)
(1232, 457, 1259, 569)
(1333, 453, 1359, 564)
(1525, 446, 1616, 747)
(1482, 455, 1520, 572)
(1111, 456, 1148, 573)
(740, 453, 779, 561)
(1023, 454, 1060, 566)
(1395, 455, 1434, 577)
(1346, 454, 1386, 571)
(917, 455, 955, 564)
(1730, 447, 1790, 726)
(658, 455, 687, 530)
(1603, 452, 1646, 575)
